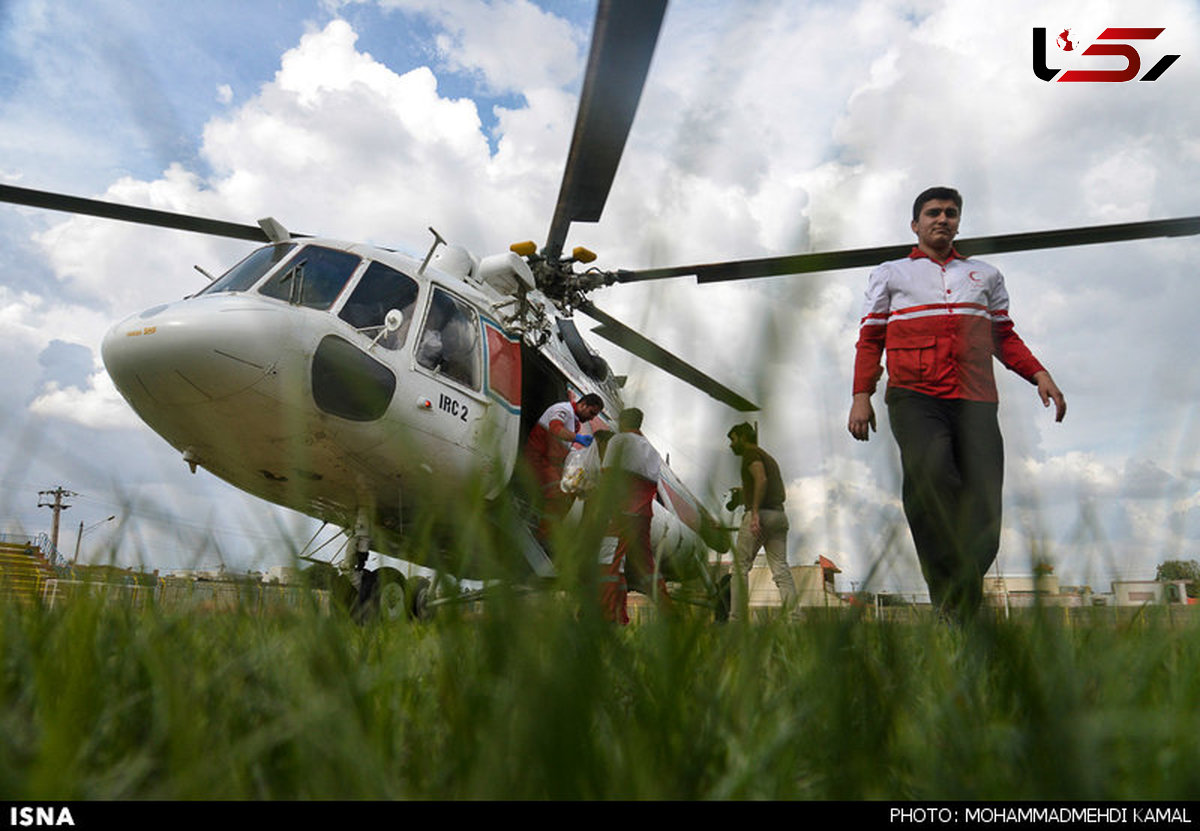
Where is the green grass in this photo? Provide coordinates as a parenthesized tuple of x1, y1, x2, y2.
(3, 584, 1200, 800)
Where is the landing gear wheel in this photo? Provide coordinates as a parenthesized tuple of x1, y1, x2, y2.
(376, 567, 408, 621)
(407, 576, 434, 622)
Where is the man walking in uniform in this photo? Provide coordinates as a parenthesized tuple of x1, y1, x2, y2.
(848, 186, 1066, 621)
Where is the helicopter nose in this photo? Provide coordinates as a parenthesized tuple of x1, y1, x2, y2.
(102, 296, 290, 406)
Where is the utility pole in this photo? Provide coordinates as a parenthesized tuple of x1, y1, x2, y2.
(73, 515, 116, 564)
(38, 487, 77, 554)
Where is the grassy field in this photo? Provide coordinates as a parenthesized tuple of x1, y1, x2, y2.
(3, 579, 1200, 801)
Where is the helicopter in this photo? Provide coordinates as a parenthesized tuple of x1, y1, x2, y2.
(3, 0, 1199, 618)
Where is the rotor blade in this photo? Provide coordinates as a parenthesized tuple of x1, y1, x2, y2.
(0, 184, 275, 243)
(543, 0, 668, 261)
(578, 300, 758, 412)
(615, 215, 1200, 284)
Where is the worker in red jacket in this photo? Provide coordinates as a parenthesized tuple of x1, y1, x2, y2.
(848, 186, 1066, 621)
(524, 393, 604, 541)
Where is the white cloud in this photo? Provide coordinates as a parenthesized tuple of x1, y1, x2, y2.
(29, 372, 141, 430)
(1081, 141, 1159, 223)
(387, 0, 585, 94)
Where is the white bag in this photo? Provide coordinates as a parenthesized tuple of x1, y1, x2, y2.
(560, 441, 601, 494)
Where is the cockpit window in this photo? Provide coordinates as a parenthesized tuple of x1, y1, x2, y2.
(258, 245, 362, 310)
(198, 243, 297, 295)
(415, 288, 482, 390)
(338, 261, 420, 350)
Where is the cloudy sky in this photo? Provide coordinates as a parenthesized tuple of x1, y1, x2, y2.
(1, 0, 1198, 597)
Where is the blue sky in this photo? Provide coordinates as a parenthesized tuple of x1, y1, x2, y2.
(2, 0, 1199, 596)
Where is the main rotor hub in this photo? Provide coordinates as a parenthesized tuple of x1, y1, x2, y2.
(509, 241, 616, 311)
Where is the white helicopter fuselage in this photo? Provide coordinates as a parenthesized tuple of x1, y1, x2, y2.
(101, 236, 720, 579)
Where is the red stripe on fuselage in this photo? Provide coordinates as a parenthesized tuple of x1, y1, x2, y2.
(484, 323, 521, 408)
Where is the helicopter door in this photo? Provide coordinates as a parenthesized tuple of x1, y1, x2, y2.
(413, 288, 484, 429)
(412, 286, 517, 493)
(415, 287, 483, 391)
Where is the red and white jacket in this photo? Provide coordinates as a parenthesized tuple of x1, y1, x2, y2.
(524, 400, 580, 483)
(853, 248, 1045, 402)
(603, 431, 661, 517)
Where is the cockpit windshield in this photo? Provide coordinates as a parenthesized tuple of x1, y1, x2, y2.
(258, 245, 363, 310)
(197, 243, 297, 296)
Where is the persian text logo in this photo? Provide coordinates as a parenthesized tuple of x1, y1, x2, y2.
(1033, 27, 1180, 82)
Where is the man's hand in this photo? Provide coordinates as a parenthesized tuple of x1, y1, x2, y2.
(1033, 371, 1066, 423)
(848, 393, 876, 441)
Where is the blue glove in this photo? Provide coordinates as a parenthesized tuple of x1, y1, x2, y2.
(575, 434, 594, 447)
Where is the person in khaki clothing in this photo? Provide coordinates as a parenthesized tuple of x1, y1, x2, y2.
(727, 423, 797, 620)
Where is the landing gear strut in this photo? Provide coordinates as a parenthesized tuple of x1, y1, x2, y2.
(350, 504, 375, 623)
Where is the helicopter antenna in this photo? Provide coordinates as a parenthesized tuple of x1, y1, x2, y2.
(418, 227, 447, 276)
